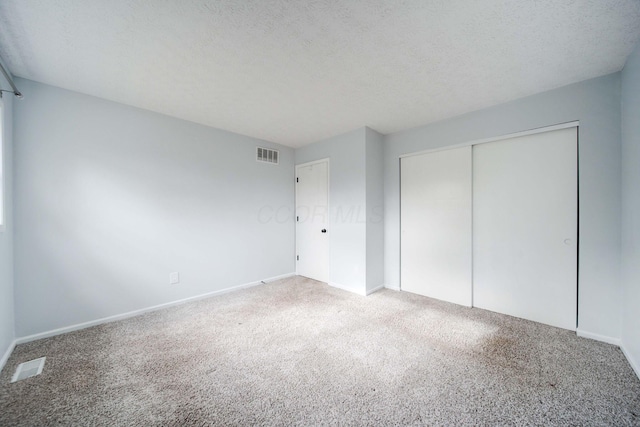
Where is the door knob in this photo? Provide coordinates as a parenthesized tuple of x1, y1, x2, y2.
(321, 229, 327, 233)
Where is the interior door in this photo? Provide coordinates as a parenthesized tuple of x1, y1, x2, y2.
(296, 160, 329, 282)
(401, 146, 473, 306)
(473, 127, 578, 330)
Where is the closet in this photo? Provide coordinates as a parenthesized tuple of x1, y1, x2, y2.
(400, 126, 578, 330)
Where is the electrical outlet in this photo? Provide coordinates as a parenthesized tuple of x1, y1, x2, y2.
(170, 272, 180, 285)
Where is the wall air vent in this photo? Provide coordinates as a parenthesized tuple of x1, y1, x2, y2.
(257, 147, 279, 164)
(11, 357, 46, 383)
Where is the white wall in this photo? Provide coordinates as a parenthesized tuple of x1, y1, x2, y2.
(365, 128, 384, 292)
(0, 86, 15, 367)
(294, 126, 385, 295)
(384, 73, 622, 341)
(13, 78, 295, 337)
(295, 128, 367, 294)
(621, 41, 640, 376)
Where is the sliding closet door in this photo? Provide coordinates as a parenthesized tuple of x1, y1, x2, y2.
(473, 127, 577, 330)
(401, 146, 472, 306)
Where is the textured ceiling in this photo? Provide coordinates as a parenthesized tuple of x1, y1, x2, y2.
(0, 1, 639, 147)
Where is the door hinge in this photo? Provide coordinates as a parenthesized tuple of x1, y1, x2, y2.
(296, 177, 299, 183)
(296, 216, 299, 222)
(296, 255, 299, 261)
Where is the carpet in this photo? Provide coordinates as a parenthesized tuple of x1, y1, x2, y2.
(1, 276, 639, 426)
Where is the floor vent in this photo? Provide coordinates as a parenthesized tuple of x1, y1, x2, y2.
(257, 147, 279, 164)
(11, 357, 46, 383)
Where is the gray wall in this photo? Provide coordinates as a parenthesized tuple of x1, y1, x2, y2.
(384, 73, 622, 340)
(621, 42, 640, 373)
(4, 68, 631, 357)
(295, 128, 367, 294)
(0, 90, 14, 362)
(365, 128, 384, 292)
(13, 78, 295, 337)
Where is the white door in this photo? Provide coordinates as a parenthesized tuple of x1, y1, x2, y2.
(473, 127, 578, 330)
(401, 146, 473, 306)
(296, 160, 329, 282)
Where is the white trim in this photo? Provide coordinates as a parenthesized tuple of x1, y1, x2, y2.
(296, 157, 331, 168)
(0, 339, 16, 373)
(258, 272, 296, 283)
(576, 329, 621, 346)
(400, 121, 580, 159)
(295, 158, 330, 283)
(329, 281, 366, 296)
(15, 273, 296, 345)
(621, 344, 640, 381)
(385, 284, 400, 291)
(366, 284, 385, 295)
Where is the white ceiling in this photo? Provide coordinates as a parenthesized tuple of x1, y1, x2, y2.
(0, 1, 639, 148)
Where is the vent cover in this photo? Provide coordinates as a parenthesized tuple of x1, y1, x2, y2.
(257, 147, 279, 164)
(12, 357, 46, 383)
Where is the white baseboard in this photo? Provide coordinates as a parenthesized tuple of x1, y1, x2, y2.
(385, 284, 400, 291)
(0, 339, 17, 373)
(328, 282, 367, 296)
(366, 284, 385, 295)
(261, 272, 296, 283)
(16, 272, 296, 345)
(576, 329, 621, 346)
(621, 344, 640, 381)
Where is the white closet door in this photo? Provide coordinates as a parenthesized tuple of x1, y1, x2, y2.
(473, 127, 577, 330)
(401, 146, 472, 306)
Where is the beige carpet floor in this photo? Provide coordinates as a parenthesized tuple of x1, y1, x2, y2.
(1, 276, 639, 426)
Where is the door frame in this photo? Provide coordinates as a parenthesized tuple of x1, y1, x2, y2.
(399, 121, 579, 160)
(399, 120, 580, 326)
(295, 158, 330, 282)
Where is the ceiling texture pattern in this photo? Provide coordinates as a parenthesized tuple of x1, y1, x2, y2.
(0, 0, 639, 147)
